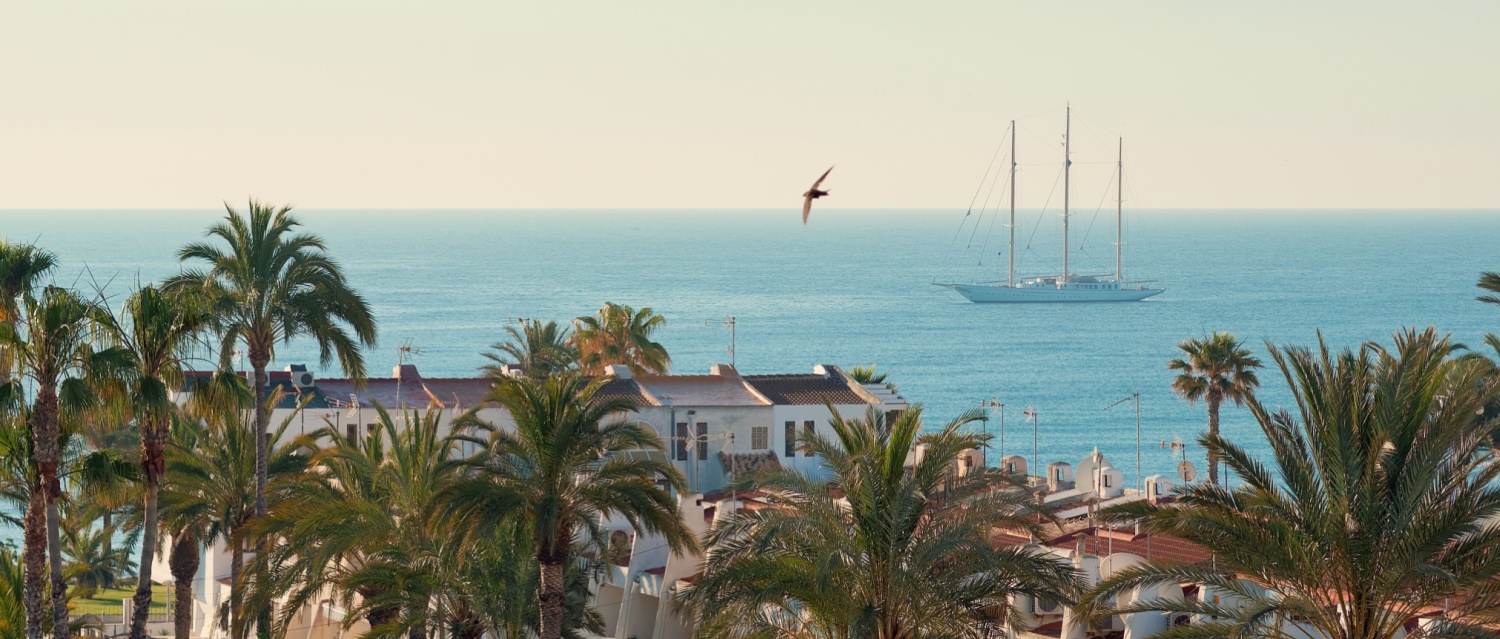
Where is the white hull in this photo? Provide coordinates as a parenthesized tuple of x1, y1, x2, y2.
(941, 281, 1163, 303)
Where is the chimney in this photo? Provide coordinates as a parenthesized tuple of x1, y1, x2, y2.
(393, 364, 420, 381)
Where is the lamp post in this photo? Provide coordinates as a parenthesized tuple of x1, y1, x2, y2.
(1022, 407, 1039, 476)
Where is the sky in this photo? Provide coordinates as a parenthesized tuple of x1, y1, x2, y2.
(2, 1, 1497, 210)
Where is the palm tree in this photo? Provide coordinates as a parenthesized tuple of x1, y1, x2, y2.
(167, 201, 375, 639)
(570, 303, 670, 375)
(71, 416, 139, 600)
(0, 416, 38, 639)
(248, 404, 465, 639)
(1167, 331, 1261, 485)
(680, 405, 1080, 639)
(445, 373, 697, 639)
(0, 547, 23, 639)
(1081, 328, 1500, 639)
(59, 501, 136, 599)
(455, 522, 604, 639)
(0, 241, 58, 386)
(159, 390, 309, 639)
(156, 412, 221, 639)
(1477, 271, 1500, 307)
(0, 405, 135, 633)
(846, 364, 888, 385)
(99, 286, 208, 639)
(483, 319, 577, 378)
(98, 284, 211, 639)
(0, 286, 126, 639)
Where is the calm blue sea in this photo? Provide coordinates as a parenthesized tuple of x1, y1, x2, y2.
(2, 209, 1497, 545)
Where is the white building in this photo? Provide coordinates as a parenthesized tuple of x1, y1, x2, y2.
(162, 362, 907, 639)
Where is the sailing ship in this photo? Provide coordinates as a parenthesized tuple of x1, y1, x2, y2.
(937, 106, 1164, 303)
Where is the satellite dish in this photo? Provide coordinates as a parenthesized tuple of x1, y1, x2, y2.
(1177, 460, 1197, 483)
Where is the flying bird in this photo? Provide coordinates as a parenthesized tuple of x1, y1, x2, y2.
(801, 166, 833, 225)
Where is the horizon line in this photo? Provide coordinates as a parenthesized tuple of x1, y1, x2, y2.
(5, 207, 1500, 213)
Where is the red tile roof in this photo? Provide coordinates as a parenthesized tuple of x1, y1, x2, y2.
(1050, 528, 1211, 564)
(992, 526, 1212, 565)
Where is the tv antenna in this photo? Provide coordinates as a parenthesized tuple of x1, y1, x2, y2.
(1105, 392, 1141, 492)
(396, 338, 423, 410)
(397, 338, 424, 366)
(980, 397, 1004, 467)
(704, 316, 737, 366)
(1162, 434, 1195, 483)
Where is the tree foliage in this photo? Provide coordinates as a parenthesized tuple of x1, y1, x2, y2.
(1084, 328, 1500, 639)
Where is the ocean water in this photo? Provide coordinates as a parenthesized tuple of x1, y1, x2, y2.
(2, 209, 1497, 506)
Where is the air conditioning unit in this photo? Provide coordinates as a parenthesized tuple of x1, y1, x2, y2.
(294, 369, 318, 390)
(1035, 599, 1059, 614)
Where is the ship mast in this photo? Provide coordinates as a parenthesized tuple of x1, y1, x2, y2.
(1062, 105, 1070, 285)
(1008, 120, 1016, 288)
(1116, 137, 1123, 283)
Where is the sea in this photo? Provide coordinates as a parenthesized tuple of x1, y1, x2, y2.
(2, 208, 1497, 545)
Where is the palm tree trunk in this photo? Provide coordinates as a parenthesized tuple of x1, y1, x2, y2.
(536, 560, 564, 639)
(250, 352, 271, 639)
(31, 384, 68, 639)
(229, 536, 245, 639)
(46, 486, 67, 639)
(23, 487, 46, 639)
(132, 413, 170, 639)
(169, 531, 201, 639)
(407, 593, 429, 639)
(130, 484, 160, 639)
(1206, 393, 1222, 486)
(358, 586, 398, 633)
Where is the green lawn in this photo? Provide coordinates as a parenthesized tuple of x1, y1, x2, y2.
(71, 584, 171, 616)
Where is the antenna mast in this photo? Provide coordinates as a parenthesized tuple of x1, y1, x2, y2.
(705, 316, 737, 366)
(396, 339, 422, 410)
(1116, 137, 1124, 283)
(1062, 104, 1071, 285)
(1008, 121, 1017, 288)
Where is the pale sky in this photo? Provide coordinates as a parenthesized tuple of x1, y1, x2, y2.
(3, 1, 1497, 210)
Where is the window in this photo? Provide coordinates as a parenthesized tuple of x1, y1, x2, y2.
(751, 426, 768, 450)
(803, 421, 815, 456)
(784, 421, 796, 457)
(675, 423, 688, 461)
(345, 423, 357, 442)
(1103, 474, 1112, 488)
(696, 423, 708, 461)
(1055, 468, 1065, 481)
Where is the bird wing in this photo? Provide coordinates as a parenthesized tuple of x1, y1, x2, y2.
(802, 194, 813, 225)
(810, 165, 833, 190)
